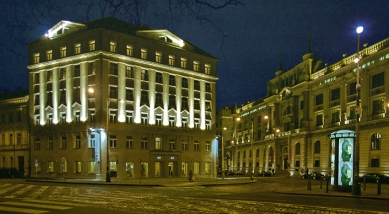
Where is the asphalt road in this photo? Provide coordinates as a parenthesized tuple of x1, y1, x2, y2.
(0, 177, 388, 213)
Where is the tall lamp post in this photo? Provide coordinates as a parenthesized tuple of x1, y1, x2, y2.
(352, 26, 363, 195)
(221, 127, 227, 179)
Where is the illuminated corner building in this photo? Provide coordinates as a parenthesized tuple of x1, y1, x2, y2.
(0, 90, 30, 177)
(223, 35, 389, 179)
(27, 17, 218, 179)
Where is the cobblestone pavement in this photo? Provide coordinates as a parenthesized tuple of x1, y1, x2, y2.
(0, 182, 387, 214)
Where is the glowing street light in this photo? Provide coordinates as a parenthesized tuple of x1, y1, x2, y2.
(352, 26, 363, 196)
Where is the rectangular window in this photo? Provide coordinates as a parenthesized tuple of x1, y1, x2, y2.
(109, 86, 118, 99)
(314, 160, 320, 167)
(35, 138, 41, 150)
(48, 136, 53, 150)
(125, 66, 133, 78)
(315, 94, 323, 105)
(205, 141, 210, 151)
(193, 61, 199, 71)
(169, 139, 176, 150)
(194, 100, 200, 110)
(75, 161, 82, 173)
(155, 137, 162, 150)
(182, 140, 188, 151)
(17, 133, 21, 145)
(126, 45, 133, 56)
(9, 134, 13, 145)
(33, 53, 40, 64)
(75, 135, 81, 149)
(205, 64, 211, 74)
(300, 100, 304, 110)
(126, 136, 133, 148)
(331, 110, 340, 123)
(316, 114, 323, 126)
(372, 72, 384, 89)
(295, 160, 300, 167)
(205, 83, 211, 92)
(60, 47, 66, 58)
(126, 89, 133, 101)
(89, 161, 97, 173)
(156, 52, 162, 63)
(46, 50, 52, 61)
(141, 137, 148, 149)
(180, 57, 187, 68)
(156, 93, 162, 106)
(194, 80, 200, 90)
(141, 70, 148, 81)
(182, 78, 188, 88)
(169, 55, 175, 66)
(141, 91, 148, 104)
(372, 99, 384, 115)
(156, 72, 163, 83)
(182, 97, 188, 110)
(110, 135, 117, 148)
(89, 40, 95, 51)
(331, 88, 340, 101)
(110, 41, 116, 52)
(89, 134, 95, 148)
(110, 63, 118, 75)
(141, 49, 147, 59)
(169, 75, 176, 86)
(74, 65, 80, 77)
(371, 158, 379, 167)
(169, 95, 175, 109)
(194, 140, 200, 151)
(349, 106, 356, 120)
(74, 43, 81, 54)
(349, 82, 356, 95)
(61, 136, 66, 149)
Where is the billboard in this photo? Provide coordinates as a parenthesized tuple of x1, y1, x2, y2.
(338, 138, 354, 186)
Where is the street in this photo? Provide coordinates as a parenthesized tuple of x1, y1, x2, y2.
(0, 177, 388, 213)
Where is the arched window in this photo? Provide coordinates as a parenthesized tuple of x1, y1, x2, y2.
(295, 142, 300, 155)
(314, 140, 320, 153)
(371, 133, 381, 150)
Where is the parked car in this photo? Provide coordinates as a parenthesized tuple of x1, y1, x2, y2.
(302, 172, 326, 180)
(0, 167, 23, 178)
(359, 173, 389, 183)
(257, 171, 272, 177)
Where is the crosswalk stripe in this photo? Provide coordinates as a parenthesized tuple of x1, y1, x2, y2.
(0, 201, 72, 210)
(0, 205, 49, 214)
(5, 185, 36, 198)
(27, 185, 49, 198)
(22, 199, 87, 207)
(0, 184, 23, 195)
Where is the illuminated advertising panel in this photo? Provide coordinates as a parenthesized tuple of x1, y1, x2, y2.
(338, 138, 354, 186)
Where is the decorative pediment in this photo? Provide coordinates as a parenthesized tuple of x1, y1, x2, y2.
(155, 107, 164, 115)
(140, 105, 150, 112)
(58, 104, 67, 112)
(136, 30, 187, 48)
(46, 20, 85, 39)
(45, 106, 53, 113)
(181, 110, 189, 117)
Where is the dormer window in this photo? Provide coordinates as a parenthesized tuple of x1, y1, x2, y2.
(33, 53, 40, 64)
(46, 50, 52, 61)
(110, 41, 116, 52)
(205, 64, 211, 74)
(60, 47, 66, 58)
(126, 45, 133, 56)
(193, 61, 199, 71)
(74, 43, 81, 54)
(159, 36, 172, 43)
(180, 57, 187, 68)
(156, 52, 162, 63)
(141, 49, 147, 59)
(89, 40, 95, 51)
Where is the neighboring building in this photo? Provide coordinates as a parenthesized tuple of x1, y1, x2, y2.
(222, 36, 389, 179)
(0, 90, 30, 176)
(27, 17, 218, 179)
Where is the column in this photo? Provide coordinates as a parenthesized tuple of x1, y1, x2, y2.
(175, 75, 182, 127)
(133, 66, 141, 124)
(52, 68, 59, 124)
(163, 72, 169, 126)
(200, 80, 206, 130)
(148, 69, 156, 125)
(80, 62, 88, 122)
(188, 78, 194, 128)
(66, 65, 73, 123)
(117, 63, 126, 122)
(39, 70, 46, 125)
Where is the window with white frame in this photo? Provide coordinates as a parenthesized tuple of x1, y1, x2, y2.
(156, 51, 162, 63)
(205, 64, 211, 74)
(35, 137, 41, 150)
(205, 141, 210, 151)
(60, 47, 66, 58)
(194, 140, 200, 151)
(89, 134, 95, 148)
(89, 40, 95, 51)
(33, 53, 40, 64)
(180, 57, 187, 68)
(193, 61, 199, 71)
(126, 66, 133, 78)
(46, 50, 52, 61)
(169, 139, 176, 150)
(126, 136, 133, 148)
(141, 136, 148, 149)
(126, 45, 133, 56)
(75, 135, 81, 149)
(110, 135, 117, 148)
(182, 140, 188, 151)
(169, 55, 175, 66)
(155, 137, 162, 150)
(61, 136, 66, 149)
(141, 49, 147, 59)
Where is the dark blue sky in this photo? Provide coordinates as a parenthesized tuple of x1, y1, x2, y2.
(1, 1, 389, 109)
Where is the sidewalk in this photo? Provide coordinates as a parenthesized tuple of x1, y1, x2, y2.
(26, 176, 257, 187)
(278, 181, 389, 200)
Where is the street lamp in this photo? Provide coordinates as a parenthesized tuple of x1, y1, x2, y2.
(236, 117, 254, 174)
(352, 26, 363, 196)
(220, 127, 227, 179)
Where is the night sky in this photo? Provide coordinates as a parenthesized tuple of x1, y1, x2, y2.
(1, 0, 389, 109)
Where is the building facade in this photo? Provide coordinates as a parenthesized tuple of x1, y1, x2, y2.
(27, 17, 218, 179)
(221, 37, 389, 179)
(0, 91, 30, 176)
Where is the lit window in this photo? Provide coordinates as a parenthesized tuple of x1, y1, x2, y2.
(33, 53, 40, 64)
(141, 70, 148, 81)
(126, 45, 133, 56)
(61, 136, 67, 149)
(205, 64, 211, 74)
(110, 41, 116, 52)
(35, 138, 41, 150)
(46, 50, 52, 61)
(169, 55, 175, 66)
(205, 141, 210, 151)
(193, 61, 199, 71)
(156, 52, 162, 63)
(141, 49, 147, 59)
(74, 43, 81, 54)
(182, 140, 188, 150)
(89, 134, 95, 148)
(126, 66, 133, 78)
(89, 40, 95, 51)
(75, 135, 81, 149)
(60, 47, 66, 58)
(180, 57, 187, 68)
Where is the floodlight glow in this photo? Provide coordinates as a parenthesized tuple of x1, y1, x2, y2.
(356, 26, 363, 34)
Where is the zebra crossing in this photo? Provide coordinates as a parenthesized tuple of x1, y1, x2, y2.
(0, 199, 86, 213)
